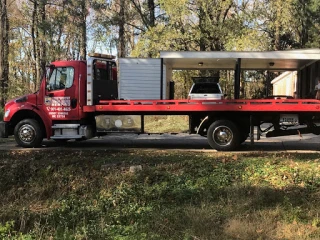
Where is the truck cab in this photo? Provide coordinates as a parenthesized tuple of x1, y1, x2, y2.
(0, 54, 117, 147)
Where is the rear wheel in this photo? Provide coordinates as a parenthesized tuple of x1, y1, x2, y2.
(14, 119, 43, 148)
(207, 120, 240, 151)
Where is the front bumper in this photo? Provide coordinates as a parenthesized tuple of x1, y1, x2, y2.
(0, 121, 9, 138)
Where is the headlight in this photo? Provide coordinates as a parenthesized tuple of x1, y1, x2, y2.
(4, 109, 10, 118)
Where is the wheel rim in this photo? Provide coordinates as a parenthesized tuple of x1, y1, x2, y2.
(18, 124, 36, 143)
(212, 126, 233, 146)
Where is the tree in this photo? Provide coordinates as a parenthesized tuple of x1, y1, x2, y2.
(291, 0, 320, 48)
(30, 0, 47, 90)
(3, 0, 319, 102)
(90, 0, 129, 57)
(0, 0, 9, 107)
(65, 0, 88, 60)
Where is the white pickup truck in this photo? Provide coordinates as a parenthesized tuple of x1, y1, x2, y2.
(188, 82, 224, 100)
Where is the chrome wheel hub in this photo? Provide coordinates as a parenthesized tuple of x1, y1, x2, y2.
(19, 124, 36, 143)
(212, 126, 233, 146)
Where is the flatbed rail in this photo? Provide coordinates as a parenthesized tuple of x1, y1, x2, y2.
(83, 99, 320, 113)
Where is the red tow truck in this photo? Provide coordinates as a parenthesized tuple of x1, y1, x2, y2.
(1, 51, 320, 151)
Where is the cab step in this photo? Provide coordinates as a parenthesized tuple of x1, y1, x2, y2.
(52, 124, 80, 129)
(51, 135, 83, 140)
(51, 124, 93, 140)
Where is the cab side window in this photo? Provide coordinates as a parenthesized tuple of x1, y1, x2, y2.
(93, 60, 115, 81)
(48, 67, 74, 91)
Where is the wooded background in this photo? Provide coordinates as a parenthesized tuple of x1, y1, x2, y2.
(0, 0, 319, 107)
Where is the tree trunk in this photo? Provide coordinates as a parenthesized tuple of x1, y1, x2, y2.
(299, 1, 309, 47)
(31, 0, 47, 91)
(0, 0, 9, 108)
(198, 6, 206, 51)
(274, 1, 281, 50)
(118, 0, 126, 58)
(148, 0, 155, 27)
(31, 0, 37, 91)
(79, 0, 87, 60)
(37, 0, 47, 88)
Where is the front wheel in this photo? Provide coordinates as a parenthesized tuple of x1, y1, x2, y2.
(14, 119, 43, 148)
(207, 120, 240, 151)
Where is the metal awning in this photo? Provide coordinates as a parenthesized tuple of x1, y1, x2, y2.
(160, 49, 320, 70)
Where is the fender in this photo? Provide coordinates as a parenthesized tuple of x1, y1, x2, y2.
(5, 102, 52, 139)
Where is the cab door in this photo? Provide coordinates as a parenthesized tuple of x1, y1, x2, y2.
(43, 62, 79, 120)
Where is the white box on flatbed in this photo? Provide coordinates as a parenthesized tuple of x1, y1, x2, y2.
(118, 58, 168, 100)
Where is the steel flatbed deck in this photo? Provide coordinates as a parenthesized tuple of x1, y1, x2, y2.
(83, 99, 320, 113)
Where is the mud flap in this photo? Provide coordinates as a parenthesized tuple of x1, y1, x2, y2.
(0, 121, 8, 138)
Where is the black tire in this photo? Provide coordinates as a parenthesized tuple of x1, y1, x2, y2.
(207, 120, 240, 151)
(14, 119, 43, 148)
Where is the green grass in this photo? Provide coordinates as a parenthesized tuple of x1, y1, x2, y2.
(144, 115, 189, 133)
(1, 150, 320, 239)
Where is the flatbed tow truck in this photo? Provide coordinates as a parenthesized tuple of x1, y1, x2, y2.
(1, 50, 320, 151)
